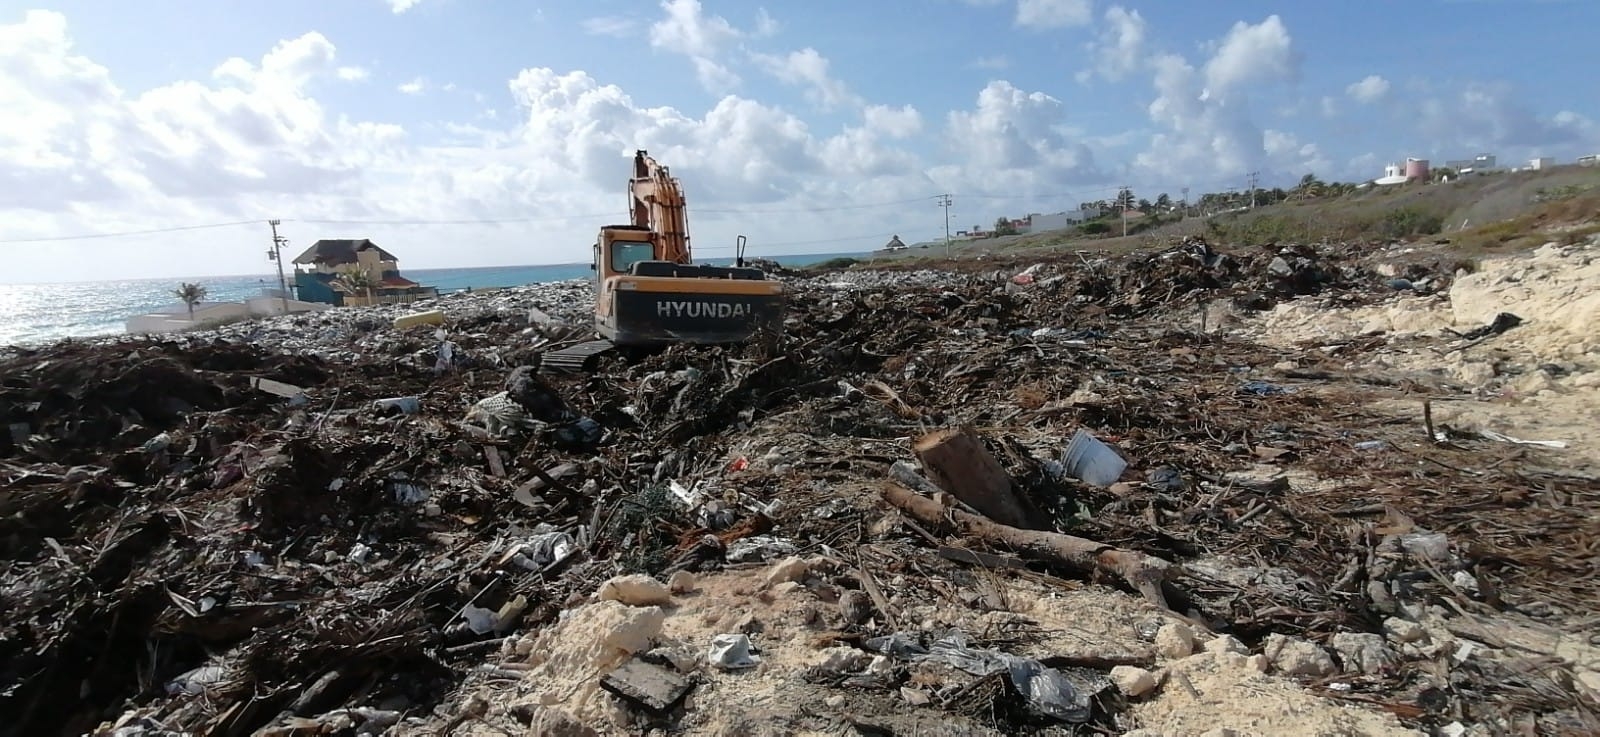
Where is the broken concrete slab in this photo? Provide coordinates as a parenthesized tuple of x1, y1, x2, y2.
(598, 659, 694, 715)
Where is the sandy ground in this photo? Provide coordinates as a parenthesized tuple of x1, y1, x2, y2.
(1243, 239, 1600, 476)
(426, 555, 1422, 736)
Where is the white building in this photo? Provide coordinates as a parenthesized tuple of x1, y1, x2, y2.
(1445, 153, 1500, 174)
(1375, 163, 1410, 186)
(1023, 205, 1105, 233)
(125, 295, 329, 334)
(1528, 157, 1555, 170)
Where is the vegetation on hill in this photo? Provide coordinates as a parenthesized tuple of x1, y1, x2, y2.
(983, 165, 1600, 258)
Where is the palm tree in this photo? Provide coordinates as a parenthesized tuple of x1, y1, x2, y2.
(172, 282, 207, 322)
(1114, 188, 1136, 212)
(1296, 173, 1325, 199)
(336, 266, 376, 305)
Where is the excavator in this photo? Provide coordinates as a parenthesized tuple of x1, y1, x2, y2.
(541, 150, 788, 373)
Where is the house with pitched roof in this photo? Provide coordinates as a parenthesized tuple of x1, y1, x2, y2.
(291, 239, 438, 306)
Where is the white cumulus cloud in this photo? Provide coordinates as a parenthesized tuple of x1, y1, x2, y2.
(1346, 74, 1391, 104)
(749, 47, 862, 111)
(648, 0, 746, 93)
(1084, 6, 1147, 81)
(1133, 15, 1314, 187)
(1015, 0, 1093, 29)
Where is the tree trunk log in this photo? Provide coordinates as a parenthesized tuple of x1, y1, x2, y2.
(912, 428, 1043, 530)
(880, 481, 1173, 609)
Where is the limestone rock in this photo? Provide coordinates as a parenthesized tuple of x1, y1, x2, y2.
(526, 707, 600, 737)
(1204, 634, 1249, 656)
(1110, 665, 1158, 698)
(596, 574, 673, 607)
(1331, 632, 1398, 675)
(765, 556, 811, 587)
(1155, 622, 1197, 659)
(817, 646, 871, 673)
(1262, 633, 1336, 677)
(667, 570, 698, 594)
(1383, 617, 1428, 645)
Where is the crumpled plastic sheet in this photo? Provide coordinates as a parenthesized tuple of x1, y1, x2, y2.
(865, 630, 1100, 723)
(707, 633, 761, 670)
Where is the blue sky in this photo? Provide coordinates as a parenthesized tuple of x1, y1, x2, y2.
(2, 0, 1596, 282)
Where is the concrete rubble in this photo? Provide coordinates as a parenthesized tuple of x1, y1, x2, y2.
(2, 236, 1598, 735)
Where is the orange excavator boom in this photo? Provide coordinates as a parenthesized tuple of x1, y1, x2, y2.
(628, 150, 691, 264)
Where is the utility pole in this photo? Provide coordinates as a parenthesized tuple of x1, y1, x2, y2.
(937, 194, 953, 259)
(1120, 185, 1129, 237)
(1181, 187, 1189, 218)
(266, 220, 290, 314)
(1246, 171, 1260, 209)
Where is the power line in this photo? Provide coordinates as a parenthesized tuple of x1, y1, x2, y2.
(694, 195, 940, 214)
(0, 220, 262, 244)
(295, 214, 616, 226)
(0, 176, 1267, 245)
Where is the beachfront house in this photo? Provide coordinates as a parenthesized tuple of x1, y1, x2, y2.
(291, 239, 438, 306)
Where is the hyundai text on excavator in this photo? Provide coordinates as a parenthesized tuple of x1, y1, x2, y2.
(541, 150, 787, 373)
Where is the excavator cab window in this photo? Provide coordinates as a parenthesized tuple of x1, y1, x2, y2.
(610, 240, 655, 274)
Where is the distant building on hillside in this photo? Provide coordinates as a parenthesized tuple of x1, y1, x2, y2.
(292, 238, 438, 306)
(1444, 153, 1501, 174)
(1528, 157, 1555, 171)
(1376, 157, 1429, 186)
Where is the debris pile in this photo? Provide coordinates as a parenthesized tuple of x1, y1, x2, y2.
(2, 237, 1597, 736)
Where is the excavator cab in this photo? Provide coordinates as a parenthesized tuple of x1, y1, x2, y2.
(545, 150, 786, 374)
(575, 152, 786, 348)
(591, 225, 785, 346)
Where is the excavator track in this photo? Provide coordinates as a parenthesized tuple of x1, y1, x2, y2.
(540, 339, 617, 374)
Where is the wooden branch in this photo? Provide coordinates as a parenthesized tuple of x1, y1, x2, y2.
(880, 481, 1173, 609)
(913, 428, 1044, 530)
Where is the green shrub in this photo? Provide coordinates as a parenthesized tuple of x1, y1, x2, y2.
(1374, 207, 1445, 239)
(1079, 221, 1111, 235)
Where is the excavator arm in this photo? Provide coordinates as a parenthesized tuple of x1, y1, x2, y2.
(628, 150, 691, 264)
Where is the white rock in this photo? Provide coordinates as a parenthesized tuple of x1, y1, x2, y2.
(667, 570, 697, 594)
(1383, 617, 1428, 644)
(1332, 632, 1399, 675)
(1155, 622, 1197, 659)
(1245, 654, 1270, 673)
(595, 574, 673, 607)
(765, 556, 811, 587)
(1263, 633, 1336, 677)
(817, 647, 871, 673)
(900, 687, 931, 706)
(1574, 665, 1600, 693)
(1110, 665, 1158, 698)
(1204, 634, 1249, 656)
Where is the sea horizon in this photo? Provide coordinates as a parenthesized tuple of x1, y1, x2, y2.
(0, 250, 875, 346)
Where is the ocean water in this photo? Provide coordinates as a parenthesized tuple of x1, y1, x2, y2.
(0, 251, 870, 346)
